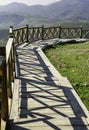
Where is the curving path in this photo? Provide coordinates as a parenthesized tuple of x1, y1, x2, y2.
(9, 38, 89, 130)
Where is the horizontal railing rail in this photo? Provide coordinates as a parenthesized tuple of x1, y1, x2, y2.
(0, 31, 15, 130)
(12, 25, 89, 44)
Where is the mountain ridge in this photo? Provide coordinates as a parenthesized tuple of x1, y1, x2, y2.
(0, 0, 89, 28)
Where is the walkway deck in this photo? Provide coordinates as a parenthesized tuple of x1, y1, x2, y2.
(9, 39, 89, 130)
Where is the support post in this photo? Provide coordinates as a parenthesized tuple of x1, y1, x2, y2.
(2, 61, 9, 120)
(0, 57, 9, 121)
(26, 24, 29, 42)
(58, 24, 61, 38)
(80, 26, 83, 38)
(42, 25, 44, 40)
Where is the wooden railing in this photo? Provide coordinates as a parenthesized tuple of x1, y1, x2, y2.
(0, 24, 89, 129)
(0, 29, 15, 130)
(12, 25, 89, 44)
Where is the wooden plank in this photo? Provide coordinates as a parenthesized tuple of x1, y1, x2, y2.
(19, 86, 63, 92)
(19, 98, 70, 109)
(10, 79, 20, 120)
(14, 117, 88, 126)
(19, 91, 65, 98)
(19, 107, 75, 118)
(9, 125, 89, 130)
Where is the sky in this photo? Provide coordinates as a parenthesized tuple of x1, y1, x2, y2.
(0, 0, 61, 6)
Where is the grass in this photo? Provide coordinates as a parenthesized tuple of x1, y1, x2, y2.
(44, 41, 89, 110)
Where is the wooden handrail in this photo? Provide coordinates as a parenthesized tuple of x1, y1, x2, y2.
(12, 25, 89, 44)
(0, 33, 15, 129)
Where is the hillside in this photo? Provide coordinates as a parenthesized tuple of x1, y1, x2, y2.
(47, 0, 89, 21)
(0, 0, 89, 28)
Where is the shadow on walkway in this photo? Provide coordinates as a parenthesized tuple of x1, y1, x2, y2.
(10, 44, 89, 130)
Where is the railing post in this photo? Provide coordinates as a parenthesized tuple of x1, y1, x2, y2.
(42, 25, 44, 40)
(26, 24, 29, 42)
(80, 26, 83, 38)
(67, 28, 69, 38)
(9, 26, 13, 38)
(58, 24, 61, 38)
(22, 28, 24, 43)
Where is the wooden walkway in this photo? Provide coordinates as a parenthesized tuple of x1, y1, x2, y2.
(9, 39, 89, 130)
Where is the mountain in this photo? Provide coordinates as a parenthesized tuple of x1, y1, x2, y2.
(48, 0, 89, 21)
(0, 0, 89, 29)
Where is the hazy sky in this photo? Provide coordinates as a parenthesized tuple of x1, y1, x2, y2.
(0, 0, 61, 6)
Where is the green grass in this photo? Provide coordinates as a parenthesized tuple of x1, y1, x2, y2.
(44, 41, 89, 110)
